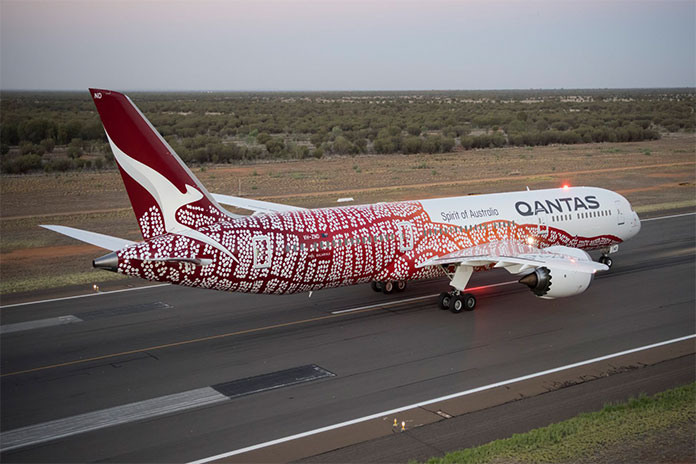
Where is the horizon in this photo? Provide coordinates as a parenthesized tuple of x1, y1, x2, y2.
(2, 86, 695, 93)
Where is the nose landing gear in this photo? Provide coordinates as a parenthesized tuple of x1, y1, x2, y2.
(598, 255, 613, 268)
(598, 245, 618, 269)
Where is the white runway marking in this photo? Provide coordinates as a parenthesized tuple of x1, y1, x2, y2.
(0, 315, 83, 335)
(331, 294, 435, 314)
(0, 387, 228, 453)
(330, 281, 518, 314)
(0, 284, 170, 309)
(188, 333, 696, 464)
(641, 211, 696, 222)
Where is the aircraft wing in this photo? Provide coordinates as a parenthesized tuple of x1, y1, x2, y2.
(416, 240, 608, 274)
(211, 193, 307, 214)
(40, 225, 135, 251)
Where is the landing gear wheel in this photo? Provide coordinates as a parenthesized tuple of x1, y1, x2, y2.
(396, 280, 407, 292)
(450, 293, 476, 313)
(599, 256, 613, 268)
(382, 281, 395, 294)
(370, 281, 382, 292)
(438, 292, 452, 310)
(462, 293, 476, 311)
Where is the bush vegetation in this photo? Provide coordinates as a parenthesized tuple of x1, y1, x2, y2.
(1, 89, 694, 173)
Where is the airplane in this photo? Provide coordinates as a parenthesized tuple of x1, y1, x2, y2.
(42, 89, 642, 313)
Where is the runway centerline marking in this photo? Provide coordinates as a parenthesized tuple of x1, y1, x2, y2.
(0, 284, 170, 309)
(0, 315, 82, 335)
(0, 293, 448, 378)
(188, 334, 696, 464)
(641, 211, 696, 222)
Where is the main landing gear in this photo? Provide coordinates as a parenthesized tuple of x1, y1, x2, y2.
(371, 280, 407, 294)
(438, 291, 476, 313)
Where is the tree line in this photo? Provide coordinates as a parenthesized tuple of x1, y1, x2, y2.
(1, 89, 693, 173)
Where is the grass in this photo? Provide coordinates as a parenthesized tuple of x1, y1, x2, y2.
(417, 382, 695, 464)
(289, 171, 307, 179)
(634, 199, 696, 213)
(527, 175, 554, 182)
(601, 147, 622, 154)
(0, 270, 129, 295)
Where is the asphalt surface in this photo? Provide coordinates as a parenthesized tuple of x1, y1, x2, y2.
(298, 354, 696, 463)
(1, 212, 694, 463)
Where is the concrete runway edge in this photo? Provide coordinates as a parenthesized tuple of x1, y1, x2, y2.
(215, 339, 695, 463)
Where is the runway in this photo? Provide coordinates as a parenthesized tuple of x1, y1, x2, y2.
(1, 212, 694, 462)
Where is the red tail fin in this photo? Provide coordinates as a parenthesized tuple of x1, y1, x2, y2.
(89, 88, 231, 239)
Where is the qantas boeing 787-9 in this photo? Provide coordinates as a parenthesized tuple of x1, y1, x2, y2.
(42, 89, 641, 312)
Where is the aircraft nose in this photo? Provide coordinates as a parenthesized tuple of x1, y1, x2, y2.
(631, 211, 641, 235)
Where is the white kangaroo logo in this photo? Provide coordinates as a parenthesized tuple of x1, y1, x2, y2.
(106, 133, 237, 262)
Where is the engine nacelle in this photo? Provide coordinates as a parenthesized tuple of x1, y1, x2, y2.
(518, 247, 595, 299)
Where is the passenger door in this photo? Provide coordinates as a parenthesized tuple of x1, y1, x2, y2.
(397, 221, 415, 252)
(252, 235, 272, 269)
(614, 200, 625, 226)
(537, 213, 548, 238)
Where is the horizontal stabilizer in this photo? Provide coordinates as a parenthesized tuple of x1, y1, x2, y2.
(41, 225, 134, 251)
(211, 193, 306, 214)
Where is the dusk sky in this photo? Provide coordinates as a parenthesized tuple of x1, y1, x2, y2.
(1, 0, 694, 91)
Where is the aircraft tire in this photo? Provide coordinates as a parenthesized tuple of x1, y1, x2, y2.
(382, 281, 395, 294)
(438, 292, 451, 310)
(599, 256, 613, 268)
(449, 295, 464, 313)
(396, 280, 407, 292)
(463, 293, 476, 311)
(371, 281, 382, 292)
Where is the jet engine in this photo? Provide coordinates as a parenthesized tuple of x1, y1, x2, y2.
(518, 247, 596, 299)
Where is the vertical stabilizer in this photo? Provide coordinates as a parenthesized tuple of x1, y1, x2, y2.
(89, 88, 232, 240)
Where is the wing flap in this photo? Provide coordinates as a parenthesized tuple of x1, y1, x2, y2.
(417, 240, 608, 274)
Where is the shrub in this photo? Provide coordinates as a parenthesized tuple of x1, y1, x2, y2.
(265, 137, 285, 155)
(44, 157, 74, 172)
(402, 136, 423, 154)
(423, 135, 441, 153)
(440, 137, 455, 152)
(256, 132, 271, 145)
(2, 154, 42, 174)
(40, 138, 56, 153)
(332, 135, 355, 154)
(406, 125, 421, 136)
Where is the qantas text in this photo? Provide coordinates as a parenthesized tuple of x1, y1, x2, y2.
(515, 196, 600, 216)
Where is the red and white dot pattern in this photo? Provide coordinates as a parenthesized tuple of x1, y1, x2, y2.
(116, 201, 621, 294)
